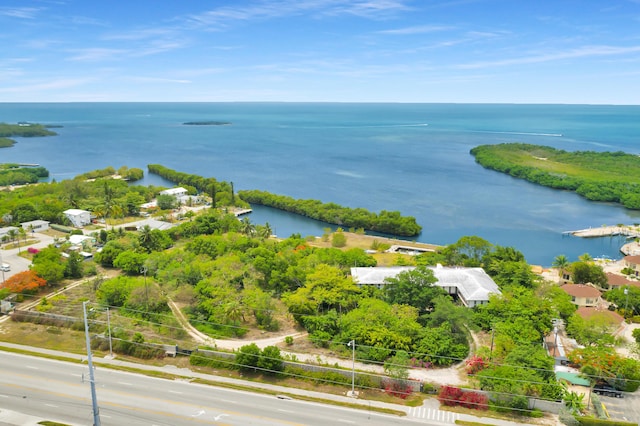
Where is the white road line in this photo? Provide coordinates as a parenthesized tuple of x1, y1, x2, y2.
(71, 373, 82, 377)
(277, 409, 294, 413)
(0, 395, 8, 398)
(45, 404, 58, 408)
(337, 420, 356, 424)
(220, 399, 237, 404)
(168, 390, 183, 394)
(118, 382, 133, 386)
(26, 366, 39, 370)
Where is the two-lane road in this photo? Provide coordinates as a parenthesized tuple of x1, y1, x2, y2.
(0, 352, 437, 425)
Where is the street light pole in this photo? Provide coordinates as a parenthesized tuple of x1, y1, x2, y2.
(624, 287, 630, 318)
(347, 340, 356, 397)
(106, 307, 113, 358)
(83, 301, 101, 426)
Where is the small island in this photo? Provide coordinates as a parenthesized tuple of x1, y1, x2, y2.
(470, 143, 640, 209)
(0, 122, 59, 148)
(182, 121, 231, 126)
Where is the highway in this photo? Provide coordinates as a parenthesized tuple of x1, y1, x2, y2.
(0, 352, 436, 426)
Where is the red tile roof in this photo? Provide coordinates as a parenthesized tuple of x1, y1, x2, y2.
(576, 307, 624, 325)
(624, 255, 640, 265)
(560, 284, 601, 298)
(606, 273, 635, 287)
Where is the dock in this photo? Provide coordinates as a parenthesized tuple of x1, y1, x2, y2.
(563, 225, 640, 239)
(232, 208, 253, 217)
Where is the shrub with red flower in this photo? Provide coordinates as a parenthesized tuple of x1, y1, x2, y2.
(465, 355, 487, 375)
(1, 270, 47, 294)
(438, 385, 488, 411)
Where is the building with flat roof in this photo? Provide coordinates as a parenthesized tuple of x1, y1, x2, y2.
(350, 265, 501, 308)
(21, 220, 50, 232)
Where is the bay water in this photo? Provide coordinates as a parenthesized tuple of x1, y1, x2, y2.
(1, 102, 639, 266)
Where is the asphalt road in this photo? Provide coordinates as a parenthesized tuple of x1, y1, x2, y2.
(0, 351, 441, 426)
(599, 391, 640, 424)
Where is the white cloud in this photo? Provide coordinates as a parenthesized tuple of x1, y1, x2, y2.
(0, 7, 42, 19)
(67, 48, 127, 62)
(0, 77, 93, 93)
(458, 44, 640, 69)
(377, 25, 453, 35)
(127, 76, 191, 84)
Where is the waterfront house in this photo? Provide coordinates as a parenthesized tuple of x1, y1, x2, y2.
(560, 284, 601, 308)
(606, 272, 639, 289)
(623, 255, 640, 277)
(63, 209, 91, 228)
(350, 265, 501, 308)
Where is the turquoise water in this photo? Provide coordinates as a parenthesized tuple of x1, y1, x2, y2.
(1, 103, 639, 265)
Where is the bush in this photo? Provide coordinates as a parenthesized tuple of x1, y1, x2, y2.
(382, 378, 413, 399)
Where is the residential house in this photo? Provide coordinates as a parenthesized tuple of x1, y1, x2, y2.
(350, 265, 501, 308)
(21, 220, 50, 233)
(0, 226, 19, 242)
(560, 284, 601, 308)
(63, 209, 91, 228)
(575, 306, 624, 328)
(606, 272, 640, 290)
(623, 255, 640, 277)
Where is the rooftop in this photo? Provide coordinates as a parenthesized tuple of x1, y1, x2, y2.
(575, 306, 624, 325)
(560, 284, 601, 298)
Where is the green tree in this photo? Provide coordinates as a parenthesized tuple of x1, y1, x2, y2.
(566, 312, 617, 346)
(236, 343, 261, 372)
(552, 254, 570, 279)
(570, 261, 607, 287)
(383, 266, 445, 313)
(384, 350, 411, 380)
(258, 345, 284, 374)
(156, 193, 176, 210)
(113, 250, 148, 275)
(331, 229, 347, 248)
(563, 391, 586, 414)
(64, 251, 83, 278)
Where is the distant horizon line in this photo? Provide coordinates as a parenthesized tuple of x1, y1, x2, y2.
(1, 101, 639, 106)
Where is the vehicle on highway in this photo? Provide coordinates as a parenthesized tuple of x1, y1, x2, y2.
(593, 383, 623, 398)
(0, 263, 10, 272)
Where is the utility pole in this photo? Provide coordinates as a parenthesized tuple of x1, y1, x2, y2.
(347, 340, 356, 397)
(106, 307, 113, 358)
(624, 287, 630, 318)
(83, 301, 101, 426)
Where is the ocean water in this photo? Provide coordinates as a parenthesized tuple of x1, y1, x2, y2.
(1, 102, 639, 266)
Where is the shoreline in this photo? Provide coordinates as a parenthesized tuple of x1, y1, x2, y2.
(564, 225, 640, 239)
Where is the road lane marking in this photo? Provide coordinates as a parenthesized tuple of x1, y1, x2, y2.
(118, 382, 133, 386)
(277, 409, 294, 413)
(220, 399, 237, 404)
(0, 395, 8, 398)
(45, 404, 58, 408)
(337, 420, 356, 424)
(26, 366, 39, 370)
(168, 390, 183, 394)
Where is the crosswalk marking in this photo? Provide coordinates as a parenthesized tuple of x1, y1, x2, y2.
(409, 407, 460, 423)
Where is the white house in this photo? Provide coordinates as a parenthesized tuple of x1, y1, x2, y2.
(160, 187, 188, 198)
(350, 265, 501, 308)
(21, 220, 50, 232)
(0, 226, 20, 241)
(63, 209, 91, 227)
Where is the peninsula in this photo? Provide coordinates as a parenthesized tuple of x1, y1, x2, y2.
(470, 143, 640, 210)
(0, 122, 59, 148)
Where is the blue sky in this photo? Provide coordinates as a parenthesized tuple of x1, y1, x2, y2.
(1, 0, 639, 103)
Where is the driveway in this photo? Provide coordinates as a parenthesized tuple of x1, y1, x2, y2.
(0, 232, 55, 282)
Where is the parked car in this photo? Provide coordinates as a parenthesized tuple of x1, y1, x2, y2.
(0, 263, 10, 272)
(593, 383, 623, 398)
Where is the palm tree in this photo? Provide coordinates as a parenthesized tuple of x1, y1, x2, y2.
(240, 217, 255, 236)
(7, 229, 18, 252)
(552, 254, 570, 280)
(578, 253, 593, 263)
(563, 390, 586, 414)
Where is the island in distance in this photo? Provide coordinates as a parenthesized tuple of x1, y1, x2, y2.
(182, 121, 231, 126)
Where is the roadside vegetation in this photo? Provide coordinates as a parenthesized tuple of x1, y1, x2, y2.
(470, 143, 640, 209)
(2, 166, 640, 423)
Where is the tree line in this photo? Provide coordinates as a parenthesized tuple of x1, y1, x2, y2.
(0, 165, 49, 186)
(470, 143, 640, 209)
(239, 189, 422, 237)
